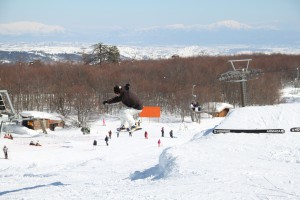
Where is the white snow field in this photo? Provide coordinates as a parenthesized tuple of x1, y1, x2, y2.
(1, 100, 300, 199)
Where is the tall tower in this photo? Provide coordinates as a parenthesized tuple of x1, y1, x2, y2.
(218, 59, 263, 107)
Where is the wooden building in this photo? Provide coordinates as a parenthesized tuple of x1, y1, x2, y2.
(20, 111, 64, 131)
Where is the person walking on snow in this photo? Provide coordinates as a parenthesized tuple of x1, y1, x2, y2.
(161, 127, 164, 137)
(3, 145, 8, 159)
(105, 135, 109, 146)
(144, 131, 148, 139)
(93, 140, 97, 150)
(169, 130, 174, 138)
(108, 130, 112, 139)
(103, 84, 143, 131)
(158, 139, 161, 147)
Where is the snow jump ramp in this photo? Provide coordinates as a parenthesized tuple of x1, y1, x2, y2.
(213, 103, 300, 134)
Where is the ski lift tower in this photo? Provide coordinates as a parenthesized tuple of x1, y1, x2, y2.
(218, 59, 263, 107)
(0, 90, 17, 134)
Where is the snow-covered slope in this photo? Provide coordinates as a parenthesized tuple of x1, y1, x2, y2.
(1, 100, 300, 199)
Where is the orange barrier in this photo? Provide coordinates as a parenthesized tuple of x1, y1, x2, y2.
(139, 106, 161, 118)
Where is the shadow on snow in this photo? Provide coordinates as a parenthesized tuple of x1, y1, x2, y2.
(0, 181, 69, 196)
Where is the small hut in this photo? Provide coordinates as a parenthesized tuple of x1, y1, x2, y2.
(20, 111, 64, 131)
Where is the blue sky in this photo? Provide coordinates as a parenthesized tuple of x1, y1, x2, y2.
(0, 0, 300, 46)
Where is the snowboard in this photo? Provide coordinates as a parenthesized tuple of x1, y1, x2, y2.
(116, 127, 142, 133)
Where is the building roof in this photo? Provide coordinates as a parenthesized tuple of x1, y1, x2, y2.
(20, 111, 62, 121)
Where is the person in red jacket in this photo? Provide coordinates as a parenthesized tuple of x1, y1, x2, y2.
(158, 139, 161, 147)
(103, 84, 143, 132)
(144, 131, 148, 139)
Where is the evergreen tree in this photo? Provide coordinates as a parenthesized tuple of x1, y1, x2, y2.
(83, 43, 120, 65)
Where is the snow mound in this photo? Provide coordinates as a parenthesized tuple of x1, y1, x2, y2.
(280, 87, 300, 103)
(215, 103, 300, 131)
(4, 124, 41, 137)
(158, 147, 180, 178)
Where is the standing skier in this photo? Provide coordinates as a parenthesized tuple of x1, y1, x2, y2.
(105, 135, 109, 146)
(144, 131, 148, 139)
(169, 130, 174, 138)
(158, 139, 161, 147)
(103, 84, 143, 131)
(93, 140, 97, 150)
(161, 127, 164, 137)
(3, 145, 8, 159)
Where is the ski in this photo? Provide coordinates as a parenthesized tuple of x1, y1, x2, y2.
(116, 127, 142, 133)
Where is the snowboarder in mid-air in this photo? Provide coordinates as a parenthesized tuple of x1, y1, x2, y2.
(103, 84, 143, 132)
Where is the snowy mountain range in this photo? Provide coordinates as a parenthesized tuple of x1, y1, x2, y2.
(1, 42, 300, 64)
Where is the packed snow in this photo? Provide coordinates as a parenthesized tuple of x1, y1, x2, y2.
(0, 89, 300, 200)
(215, 103, 300, 130)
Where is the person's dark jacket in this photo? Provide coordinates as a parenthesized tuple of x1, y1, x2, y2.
(104, 85, 143, 110)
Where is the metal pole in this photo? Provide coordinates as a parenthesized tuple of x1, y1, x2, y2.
(240, 81, 247, 107)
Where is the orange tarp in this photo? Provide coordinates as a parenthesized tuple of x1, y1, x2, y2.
(139, 106, 161, 118)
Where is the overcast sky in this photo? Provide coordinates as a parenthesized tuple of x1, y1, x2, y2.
(0, 0, 300, 46)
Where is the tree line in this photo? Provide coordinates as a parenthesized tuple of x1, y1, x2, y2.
(0, 53, 299, 125)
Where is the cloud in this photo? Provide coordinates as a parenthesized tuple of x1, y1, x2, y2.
(207, 20, 253, 30)
(136, 20, 276, 32)
(0, 21, 65, 35)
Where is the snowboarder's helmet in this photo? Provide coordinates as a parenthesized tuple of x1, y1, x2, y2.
(114, 85, 121, 94)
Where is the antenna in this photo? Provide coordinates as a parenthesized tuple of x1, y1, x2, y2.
(218, 59, 263, 107)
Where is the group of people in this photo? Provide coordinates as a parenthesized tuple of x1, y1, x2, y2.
(29, 140, 41, 146)
(3, 133, 13, 140)
(190, 101, 201, 112)
(144, 128, 174, 139)
(161, 127, 174, 138)
(93, 130, 112, 148)
(2, 139, 43, 160)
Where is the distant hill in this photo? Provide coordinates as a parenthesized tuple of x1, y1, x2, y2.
(0, 50, 83, 64)
(1, 42, 300, 64)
